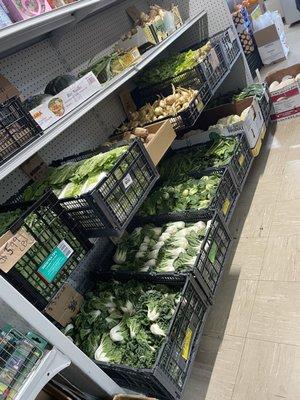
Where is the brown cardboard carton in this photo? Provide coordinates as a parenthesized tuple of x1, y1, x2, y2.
(144, 120, 176, 165)
(265, 64, 300, 121)
(0, 75, 20, 103)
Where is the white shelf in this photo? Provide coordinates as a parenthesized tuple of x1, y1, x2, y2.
(15, 348, 71, 400)
(0, 10, 206, 181)
(0, 0, 125, 56)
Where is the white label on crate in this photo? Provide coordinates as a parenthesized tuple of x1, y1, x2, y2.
(0, 228, 36, 273)
(228, 28, 235, 44)
(208, 48, 220, 71)
(122, 173, 133, 189)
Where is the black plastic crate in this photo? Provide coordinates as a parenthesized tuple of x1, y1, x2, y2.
(56, 140, 158, 237)
(0, 191, 92, 311)
(211, 26, 241, 68)
(9, 140, 159, 237)
(94, 275, 210, 400)
(200, 42, 229, 92)
(136, 167, 238, 225)
(256, 84, 271, 124)
(246, 46, 263, 78)
(0, 97, 42, 166)
(133, 63, 211, 109)
(101, 210, 231, 301)
(226, 133, 254, 191)
(156, 90, 209, 133)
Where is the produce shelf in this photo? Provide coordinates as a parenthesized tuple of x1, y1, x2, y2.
(101, 211, 231, 301)
(0, 10, 207, 181)
(93, 275, 210, 400)
(0, 0, 128, 58)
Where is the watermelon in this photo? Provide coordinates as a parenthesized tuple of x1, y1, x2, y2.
(45, 75, 77, 95)
(23, 94, 52, 112)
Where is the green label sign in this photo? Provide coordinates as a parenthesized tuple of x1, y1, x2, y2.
(37, 240, 73, 283)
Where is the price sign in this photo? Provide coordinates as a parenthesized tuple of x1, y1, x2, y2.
(0, 228, 36, 273)
(182, 328, 193, 360)
(45, 283, 84, 326)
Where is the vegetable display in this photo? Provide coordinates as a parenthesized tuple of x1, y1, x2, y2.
(139, 174, 221, 216)
(158, 136, 238, 182)
(111, 220, 210, 273)
(45, 75, 77, 96)
(63, 280, 181, 369)
(119, 86, 198, 132)
(22, 146, 128, 202)
(136, 42, 211, 87)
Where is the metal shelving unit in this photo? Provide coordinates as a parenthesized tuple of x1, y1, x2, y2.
(0, 0, 252, 397)
(0, 10, 206, 181)
(0, 0, 128, 56)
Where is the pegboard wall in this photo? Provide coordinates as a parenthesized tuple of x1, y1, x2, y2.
(0, 0, 250, 203)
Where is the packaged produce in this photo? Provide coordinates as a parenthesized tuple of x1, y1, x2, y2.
(45, 75, 77, 95)
(111, 220, 210, 273)
(79, 49, 140, 84)
(63, 280, 181, 368)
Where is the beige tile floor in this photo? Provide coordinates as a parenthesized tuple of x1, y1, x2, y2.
(184, 23, 300, 400)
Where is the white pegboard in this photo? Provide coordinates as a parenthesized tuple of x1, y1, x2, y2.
(0, 39, 68, 99)
(51, 0, 150, 74)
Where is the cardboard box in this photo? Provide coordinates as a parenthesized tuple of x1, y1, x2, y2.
(265, 64, 300, 121)
(144, 120, 176, 165)
(193, 97, 264, 149)
(0, 75, 20, 103)
(30, 72, 102, 130)
(254, 24, 289, 65)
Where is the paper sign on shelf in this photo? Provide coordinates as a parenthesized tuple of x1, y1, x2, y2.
(0, 228, 36, 273)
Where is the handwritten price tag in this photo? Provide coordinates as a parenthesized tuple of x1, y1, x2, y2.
(0, 228, 36, 273)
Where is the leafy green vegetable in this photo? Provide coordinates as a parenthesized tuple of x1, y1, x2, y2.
(139, 174, 221, 216)
(65, 280, 181, 369)
(22, 146, 128, 202)
(111, 220, 210, 274)
(158, 136, 238, 183)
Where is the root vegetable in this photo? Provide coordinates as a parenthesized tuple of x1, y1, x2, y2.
(134, 127, 148, 138)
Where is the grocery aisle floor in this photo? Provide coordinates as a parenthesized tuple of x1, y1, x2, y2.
(184, 23, 300, 400)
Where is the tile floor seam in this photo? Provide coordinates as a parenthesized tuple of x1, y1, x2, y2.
(242, 336, 300, 348)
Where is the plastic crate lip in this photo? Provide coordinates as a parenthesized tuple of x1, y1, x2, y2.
(94, 274, 209, 373)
